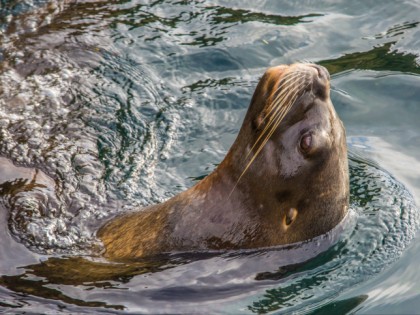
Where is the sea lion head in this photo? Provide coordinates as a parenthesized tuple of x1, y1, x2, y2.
(224, 63, 349, 245)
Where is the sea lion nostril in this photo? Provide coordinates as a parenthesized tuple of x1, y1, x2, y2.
(309, 64, 330, 81)
(319, 66, 330, 81)
(315, 66, 322, 78)
(307, 64, 331, 100)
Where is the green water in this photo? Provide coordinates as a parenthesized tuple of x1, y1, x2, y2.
(0, 1, 419, 314)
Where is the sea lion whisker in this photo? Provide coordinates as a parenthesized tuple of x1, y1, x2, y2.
(270, 71, 307, 101)
(262, 86, 305, 148)
(265, 73, 305, 116)
(249, 80, 308, 162)
(261, 78, 307, 136)
(269, 70, 306, 101)
(268, 71, 309, 112)
(266, 85, 300, 125)
(264, 93, 300, 142)
(264, 85, 303, 134)
(269, 76, 306, 114)
(265, 82, 312, 147)
(255, 74, 308, 140)
(235, 81, 307, 192)
(264, 75, 300, 115)
(245, 80, 306, 160)
(247, 79, 301, 149)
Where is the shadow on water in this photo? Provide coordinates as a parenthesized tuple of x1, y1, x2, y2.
(0, 255, 182, 311)
(0, 273, 124, 310)
(320, 20, 420, 75)
(320, 42, 420, 75)
(0, 243, 335, 312)
(207, 7, 322, 26)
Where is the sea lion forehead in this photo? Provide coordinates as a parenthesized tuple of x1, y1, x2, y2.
(264, 64, 289, 79)
(265, 63, 317, 78)
(263, 65, 288, 91)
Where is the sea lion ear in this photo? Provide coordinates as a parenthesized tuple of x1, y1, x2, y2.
(253, 112, 266, 131)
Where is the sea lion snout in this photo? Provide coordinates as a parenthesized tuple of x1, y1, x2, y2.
(308, 64, 330, 100)
(308, 64, 330, 81)
(264, 63, 331, 104)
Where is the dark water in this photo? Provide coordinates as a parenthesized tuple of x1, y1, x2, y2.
(0, 0, 419, 314)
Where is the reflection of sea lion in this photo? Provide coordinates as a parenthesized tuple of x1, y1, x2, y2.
(98, 63, 349, 260)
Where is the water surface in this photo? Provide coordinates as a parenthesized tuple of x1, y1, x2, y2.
(0, 1, 420, 314)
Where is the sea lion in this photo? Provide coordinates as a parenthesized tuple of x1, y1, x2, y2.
(98, 63, 349, 260)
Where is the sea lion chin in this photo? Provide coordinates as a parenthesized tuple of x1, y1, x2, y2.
(97, 63, 349, 260)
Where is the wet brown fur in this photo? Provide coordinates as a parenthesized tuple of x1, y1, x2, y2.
(98, 63, 349, 260)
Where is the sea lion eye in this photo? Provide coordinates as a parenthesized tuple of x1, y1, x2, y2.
(300, 133, 312, 153)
